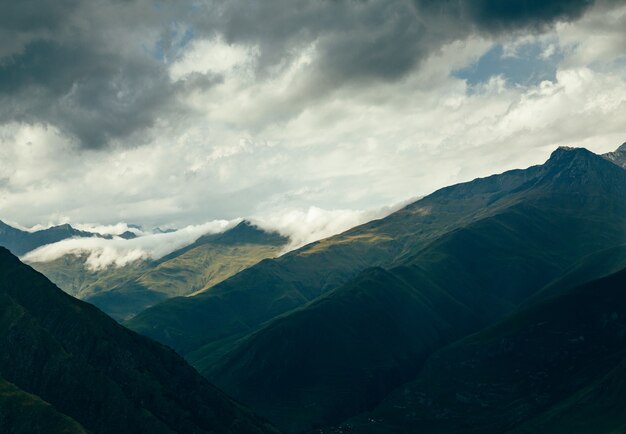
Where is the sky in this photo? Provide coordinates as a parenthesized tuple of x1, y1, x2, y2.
(1, 0, 625, 234)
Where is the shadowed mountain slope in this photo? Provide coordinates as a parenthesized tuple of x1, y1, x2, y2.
(345, 267, 626, 434)
(0, 247, 278, 434)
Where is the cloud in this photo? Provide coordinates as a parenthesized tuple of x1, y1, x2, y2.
(19, 199, 416, 270)
(169, 37, 259, 81)
(416, 0, 595, 33)
(72, 223, 144, 237)
(22, 219, 238, 270)
(252, 200, 414, 252)
(0, 0, 191, 149)
(0, 0, 605, 149)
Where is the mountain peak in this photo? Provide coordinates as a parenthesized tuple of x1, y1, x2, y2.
(544, 146, 604, 170)
(548, 145, 593, 160)
(211, 220, 288, 246)
(50, 223, 74, 231)
(537, 145, 626, 196)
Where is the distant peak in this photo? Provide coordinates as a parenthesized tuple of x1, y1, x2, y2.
(235, 219, 254, 228)
(617, 142, 626, 152)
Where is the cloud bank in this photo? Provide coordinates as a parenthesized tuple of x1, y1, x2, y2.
(23, 220, 237, 270)
(21, 201, 411, 270)
(253, 200, 416, 252)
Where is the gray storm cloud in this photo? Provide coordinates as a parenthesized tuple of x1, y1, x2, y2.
(0, 0, 604, 149)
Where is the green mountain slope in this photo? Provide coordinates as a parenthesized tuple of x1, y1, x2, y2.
(202, 266, 482, 433)
(346, 267, 626, 434)
(521, 244, 626, 307)
(127, 151, 551, 353)
(199, 147, 626, 432)
(0, 221, 97, 256)
(128, 146, 626, 352)
(0, 377, 87, 434)
(0, 247, 278, 434)
(30, 221, 288, 321)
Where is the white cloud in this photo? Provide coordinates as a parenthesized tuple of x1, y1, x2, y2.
(22, 219, 238, 270)
(252, 200, 413, 252)
(169, 37, 259, 81)
(18, 199, 415, 270)
(72, 223, 145, 236)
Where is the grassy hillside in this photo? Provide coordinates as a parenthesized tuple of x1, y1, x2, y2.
(30, 221, 288, 320)
(30, 254, 151, 298)
(0, 247, 278, 434)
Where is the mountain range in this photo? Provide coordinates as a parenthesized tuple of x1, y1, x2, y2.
(125, 144, 626, 433)
(3, 142, 626, 433)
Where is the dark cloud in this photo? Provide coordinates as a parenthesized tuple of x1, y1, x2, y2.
(194, 0, 598, 86)
(460, 0, 594, 31)
(0, 0, 604, 149)
(0, 0, 77, 33)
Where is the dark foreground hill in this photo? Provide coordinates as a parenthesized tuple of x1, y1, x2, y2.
(0, 376, 87, 434)
(0, 247, 277, 434)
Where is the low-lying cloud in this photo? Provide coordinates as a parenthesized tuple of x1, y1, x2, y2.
(22, 219, 238, 270)
(20, 202, 415, 270)
(253, 200, 416, 252)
